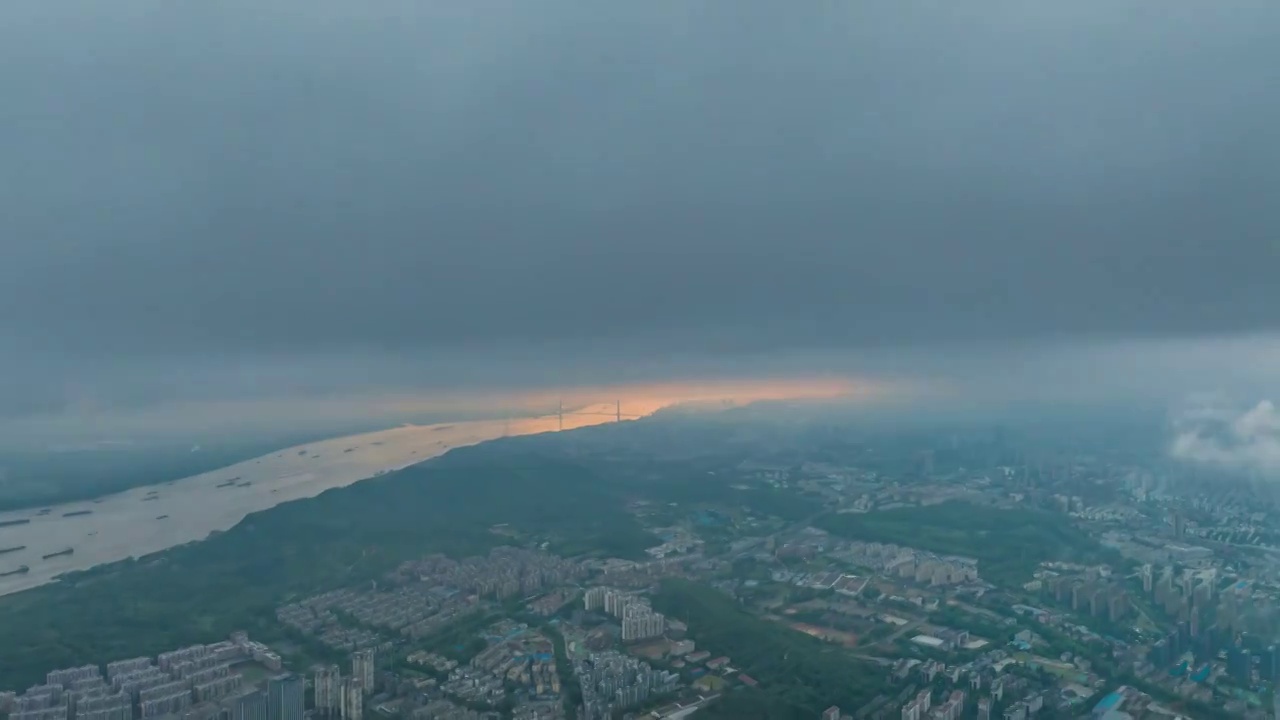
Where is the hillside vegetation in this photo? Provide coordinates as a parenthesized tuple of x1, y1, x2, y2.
(652, 578, 885, 719)
(0, 449, 652, 688)
(815, 500, 1113, 585)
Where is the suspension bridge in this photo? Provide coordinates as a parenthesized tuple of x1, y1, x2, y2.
(502, 399, 647, 435)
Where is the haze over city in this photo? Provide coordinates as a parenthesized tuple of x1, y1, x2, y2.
(2, 0, 1278, 453)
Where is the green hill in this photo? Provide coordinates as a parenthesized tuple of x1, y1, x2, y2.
(652, 579, 885, 719)
(0, 448, 651, 688)
(815, 500, 1111, 586)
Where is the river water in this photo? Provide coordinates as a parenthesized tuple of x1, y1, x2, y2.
(0, 404, 624, 597)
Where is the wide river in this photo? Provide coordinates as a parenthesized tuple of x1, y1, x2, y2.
(0, 404, 628, 597)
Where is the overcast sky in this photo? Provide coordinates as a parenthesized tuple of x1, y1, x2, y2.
(2, 0, 1279, 435)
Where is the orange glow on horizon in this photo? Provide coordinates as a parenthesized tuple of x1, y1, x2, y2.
(467, 376, 890, 436)
(368, 375, 897, 424)
(544, 377, 875, 417)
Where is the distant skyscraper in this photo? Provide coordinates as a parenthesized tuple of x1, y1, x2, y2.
(339, 678, 363, 720)
(351, 651, 376, 696)
(583, 587, 607, 612)
(223, 690, 267, 720)
(1265, 646, 1280, 685)
(313, 666, 340, 716)
(1228, 646, 1252, 685)
(603, 590, 630, 618)
(621, 604, 666, 642)
(914, 689, 931, 713)
(917, 450, 934, 478)
(266, 674, 303, 720)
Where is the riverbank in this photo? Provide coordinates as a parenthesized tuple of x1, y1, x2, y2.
(0, 403, 627, 597)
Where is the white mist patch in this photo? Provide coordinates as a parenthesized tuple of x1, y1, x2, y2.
(1170, 397, 1280, 475)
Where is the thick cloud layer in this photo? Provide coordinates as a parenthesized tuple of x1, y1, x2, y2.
(1171, 397, 1280, 476)
(2, 0, 1279, 423)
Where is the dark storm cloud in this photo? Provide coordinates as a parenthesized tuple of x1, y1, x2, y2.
(2, 0, 1279, 420)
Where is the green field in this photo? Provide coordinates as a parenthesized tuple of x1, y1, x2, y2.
(815, 501, 1113, 586)
(652, 579, 885, 719)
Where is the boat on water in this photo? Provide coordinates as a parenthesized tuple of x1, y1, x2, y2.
(215, 480, 236, 488)
(155, 515, 169, 520)
(236, 481, 252, 487)
(0, 565, 30, 577)
(42, 547, 74, 560)
(0, 546, 26, 555)
(62, 510, 93, 517)
(0, 519, 31, 528)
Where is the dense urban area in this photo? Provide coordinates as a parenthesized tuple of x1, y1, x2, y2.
(2, 408, 1278, 720)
